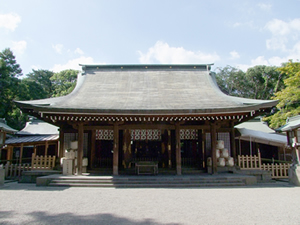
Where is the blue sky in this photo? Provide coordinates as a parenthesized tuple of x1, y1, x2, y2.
(0, 0, 300, 75)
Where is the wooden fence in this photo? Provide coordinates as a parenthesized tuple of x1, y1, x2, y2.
(261, 163, 289, 179)
(1, 163, 31, 180)
(238, 153, 261, 170)
(31, 154, 56, 170)
(238, 153, 290, 179)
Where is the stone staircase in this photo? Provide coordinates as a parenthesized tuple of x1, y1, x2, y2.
(46, 175, 248, 188)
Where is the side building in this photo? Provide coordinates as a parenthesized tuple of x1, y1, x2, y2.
(15, 64, 278, 175)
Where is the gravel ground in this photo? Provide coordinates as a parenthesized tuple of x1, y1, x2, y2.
(0, 182, 299, 225)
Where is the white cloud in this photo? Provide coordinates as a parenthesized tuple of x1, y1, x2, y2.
(74, 48, 84, 55)
(52, 44, 64, 54)
(138, 41, 220, 64)
(0, 13, 21, 31)
(229, 51, 240, 60)
(51, 56, 96, 72)
(265, 19, 292, 36)
(257, 3, 272, 11)
(265, 18, 300, 62)
(236, 55, 289, 71)
(233, 22, 241, 28)
(11, 40, 27, 55)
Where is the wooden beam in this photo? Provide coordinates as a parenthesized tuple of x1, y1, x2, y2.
(175, 123, 182, 175)
(230, 121, 237, 165)
(19, 144, 24, 164)
(77, 123, 84, 175)
(113, 123, 119, 175)
(59, 130, 65, 159)
(168, 130, 172, 168)
(45, 141, 49, 156)
(90, 130, 96, 169)
(210, 122, 217, 174)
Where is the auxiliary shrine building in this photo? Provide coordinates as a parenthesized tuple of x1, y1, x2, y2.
(16, 64, 277, 175)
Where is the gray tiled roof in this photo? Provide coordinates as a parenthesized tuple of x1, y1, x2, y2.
(5, 134, 59, 144)
(17, 118, 59, 135)
(0, 119, 17, 134)
(16, 65, 277, 115)
(276, 115, 300, 132)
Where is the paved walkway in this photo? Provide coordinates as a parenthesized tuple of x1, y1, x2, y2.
(0, 181, 299, 225)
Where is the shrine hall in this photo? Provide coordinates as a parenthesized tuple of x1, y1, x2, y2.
(16, 64, 278, 176)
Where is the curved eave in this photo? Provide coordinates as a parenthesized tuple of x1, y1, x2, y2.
(15, 99, 277, 116)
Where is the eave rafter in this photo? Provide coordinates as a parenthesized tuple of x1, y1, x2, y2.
(36, 108, 267, 125)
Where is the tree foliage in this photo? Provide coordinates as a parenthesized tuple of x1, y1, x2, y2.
(215, 66, 247, 97)
(0, 48, 78, 130)
(0, 48, 26, 130)
(215, 65, 285, 100)
(25, 70, 54, 98)
(50, 69, 78, 97)
(264, 60, 300, 129)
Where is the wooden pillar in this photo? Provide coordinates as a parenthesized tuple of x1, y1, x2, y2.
(210, 122, 217, 174)
(198, 129, 203, 168)
(19, 144, 24, 164)
(7, 146, 12, 161)
(59, 129, 65, 159)
(45, 141, 49, 156)
(230, 124, 237, 165)
(175, 123, 182, 175)
(90, 130, 96, 169)
(167, 130, 172, 168)
(113, 123, 119, 175)
(77, 123, 84, 175)
(33, 145, 37, 156)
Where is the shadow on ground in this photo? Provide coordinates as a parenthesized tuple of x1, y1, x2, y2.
(0, 211, 180, 225)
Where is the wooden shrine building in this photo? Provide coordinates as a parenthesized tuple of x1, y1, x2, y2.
(16, 64, 278, 175)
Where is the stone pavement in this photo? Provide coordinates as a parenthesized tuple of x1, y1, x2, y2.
(0, 181, 299, 225)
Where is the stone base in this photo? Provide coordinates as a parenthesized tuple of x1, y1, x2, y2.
(289, 165, 300, 186)
(0, 169, 4, 186)
(207, 166, 236, 174)
(234, 169, 272, 183)
(19, 170, 61, 183)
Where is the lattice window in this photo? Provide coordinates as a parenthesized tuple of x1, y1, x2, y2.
(96, 130, 114, 140)
(131, 129, 161, 140)
(180, 129, 198, 140)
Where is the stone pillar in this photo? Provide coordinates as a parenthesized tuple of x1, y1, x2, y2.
(289, 129, 300, 186)
(210, 122, 217, 174)
(175, 123, 181, 175)
(77, 123, 84, 175)
(113, 123, 119, 175)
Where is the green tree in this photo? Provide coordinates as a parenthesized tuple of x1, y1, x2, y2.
(18, 79, 48, 100)
(51, 69, 78, 97)
(245, 65, 285, 100)
(0, 48, 26, 130)
(215, 65, 285, 100)
(26, 69, 54, 98)
(215, 66, 248, 97)
(265, 60, 300, 128)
